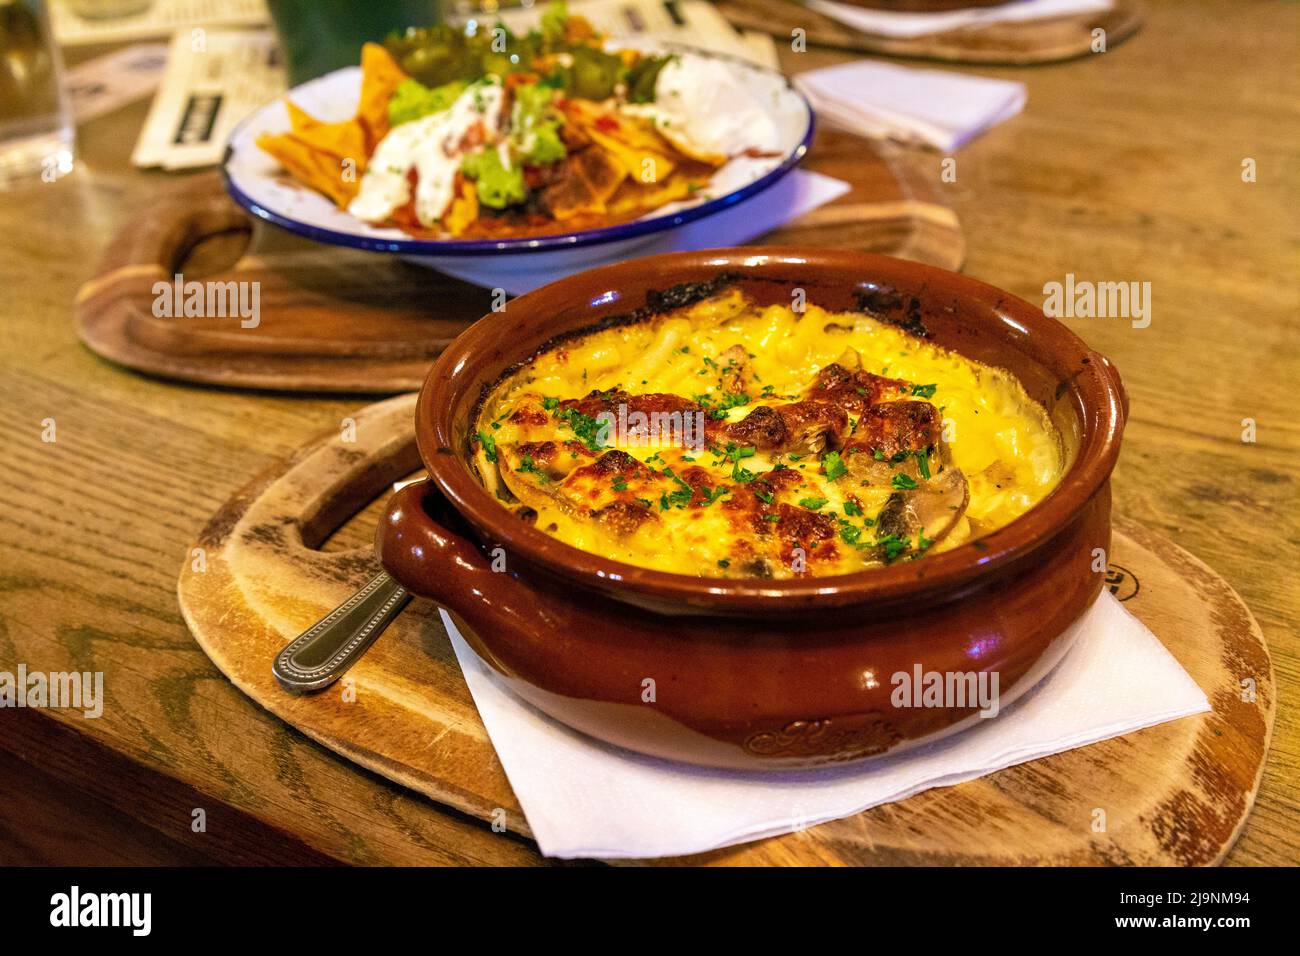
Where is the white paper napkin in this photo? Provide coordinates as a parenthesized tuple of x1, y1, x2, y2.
(425, 169, 850, 295)
(794, 61, 1026, 152)
(806, 0, 1112, 40)
(440, 591, 1209, 859)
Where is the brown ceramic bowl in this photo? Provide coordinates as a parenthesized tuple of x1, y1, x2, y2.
(376, 248, 1127, 770)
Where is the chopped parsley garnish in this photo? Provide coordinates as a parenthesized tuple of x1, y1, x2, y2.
(916, 449, 931, 480)
(892, 473, 918, 490)
(755, 488, 774, 504)
(723, 443, 759, 482)
(697, 391, 751, 420)
(541, 396, 559, 411)
(726, 444, 756, 463)
(763, 514, 780, 522)
(612, 476, 628, 491)
(554, 406, 607, 452)
(823, 451, 848, 482)
(701, 485, 730, 505)
(877, 533, 909, 562)
(843, 500, 863, 517)
(660, 488, 692, 510)
(478, 429, 497, 463)
(799, 497, 828, 511)
(717, 558, 731, 568)
(516, 456, 547, 482)
(911, 383, 938, 399)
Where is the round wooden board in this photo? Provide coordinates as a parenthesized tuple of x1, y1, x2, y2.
(718, 0, 1143, 64)
(178, 394, 1273, 865)
(76, 129, 964, 395)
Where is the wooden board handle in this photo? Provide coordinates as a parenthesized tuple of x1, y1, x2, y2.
(98, 172, 252, 277)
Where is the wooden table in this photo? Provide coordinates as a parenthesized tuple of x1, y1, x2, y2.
(1, 0, 1295, 865)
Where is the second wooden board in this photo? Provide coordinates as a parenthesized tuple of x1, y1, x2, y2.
(76, 131, 964, 395)
(718, 0, 1143, 64)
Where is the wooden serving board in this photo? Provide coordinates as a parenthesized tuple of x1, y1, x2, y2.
(178, 394, 1274, 865)
(719, 0, 1143, 64)
(76, 129, 964, 395)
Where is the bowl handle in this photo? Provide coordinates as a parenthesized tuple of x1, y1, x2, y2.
(375, 479, 492, 607)
(1093, 351, 1129, 421)
(375, 479, 599, 669)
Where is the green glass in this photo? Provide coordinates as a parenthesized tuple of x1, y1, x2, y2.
(266, 0, 446, 86)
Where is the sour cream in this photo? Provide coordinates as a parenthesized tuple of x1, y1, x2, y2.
(621, 55, 781, 163)
(349, 79, 506, 227)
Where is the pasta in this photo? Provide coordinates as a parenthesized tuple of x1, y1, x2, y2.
(472, 287, 1064, 579)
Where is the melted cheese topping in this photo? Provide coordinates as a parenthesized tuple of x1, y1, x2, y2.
(473, 289, 1063, 579)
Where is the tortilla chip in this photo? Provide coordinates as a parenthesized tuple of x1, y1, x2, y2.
(284, 100, 319, 133)
(585, 128, 675, 183)
(559, 99, 683, 187)
(258, 42, 407, 208)
(257, 131, 358, 206)
(541, 145, 629, 220)
(606, 174, 697, 217)
(357, 42, 406, 151)
(652, 126, 727, 166)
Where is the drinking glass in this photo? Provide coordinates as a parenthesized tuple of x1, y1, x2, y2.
(0, 0, 74, 188)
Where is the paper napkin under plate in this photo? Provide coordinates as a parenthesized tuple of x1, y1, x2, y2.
(806, 0, 1113, 40)
(440, 591, 1209, 859)
(794, 60, 1027, 152)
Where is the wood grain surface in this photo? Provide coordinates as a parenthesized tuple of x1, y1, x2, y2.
(0, 0, 1296, 865)
(718, 0, 1143, 64)
(73, 128, 964, 394)
(177, 393, 1274, 865)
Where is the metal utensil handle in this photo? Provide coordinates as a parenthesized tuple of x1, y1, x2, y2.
(272, 571, 410, 693)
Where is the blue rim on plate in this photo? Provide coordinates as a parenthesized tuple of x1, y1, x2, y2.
(221, 55, 816, 257)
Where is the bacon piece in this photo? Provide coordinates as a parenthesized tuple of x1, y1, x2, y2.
(844, 401, 942, 460)
(576, 449, 656, 480)
(558, 389, 701, 420)
(508, 402, 550, 427)
(709, 401, 847, 455)
(717, 344, 751, 395)
(771, 503, 840, 570)
(807, 363, 911, 412)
